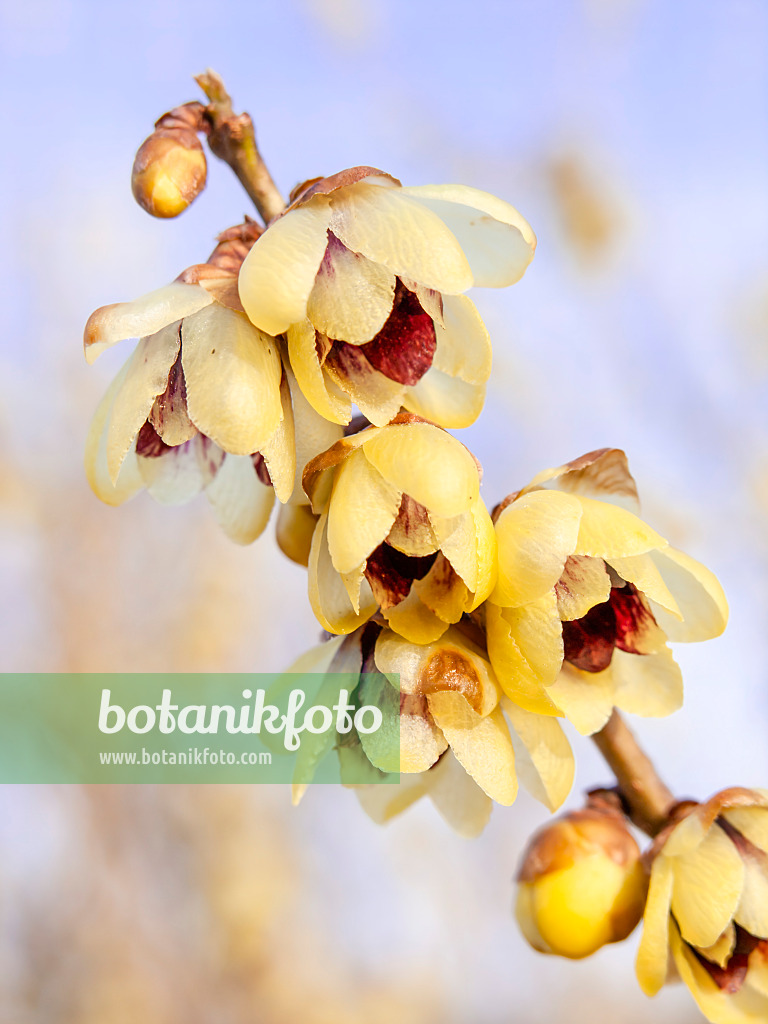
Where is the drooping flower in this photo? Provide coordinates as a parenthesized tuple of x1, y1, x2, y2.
(84, 223, 341, 543)
(636, 788, 768, 1023)
(516, 797, 647, 959)
(238, 167, 536, 429)
(301, 414, 497, 642)
(484, 448, 728, 733)
(290, 621, 574, 837)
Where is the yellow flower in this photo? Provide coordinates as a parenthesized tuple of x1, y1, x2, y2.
(83, 226, 341, 543)
(302, 415, 497, 642)
(238, 167, 536, 429)
(516, 801, 646, 959)
(293, 621, 574, 836)
(485, 448, 728, 733)
(636, 788, 768, 1024)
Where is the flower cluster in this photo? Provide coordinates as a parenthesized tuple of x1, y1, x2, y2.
(85, 83, 751, 1024)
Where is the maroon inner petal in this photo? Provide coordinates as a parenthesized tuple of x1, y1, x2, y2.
(358, 280, 436, 386)
(692, 927, 762, 994)
(135, 420, 172, 458)
(562, 599, 616, 673)
(251, 452, 273, 487)
(612, 583, 660, 655)
(364, 543, 437, 610)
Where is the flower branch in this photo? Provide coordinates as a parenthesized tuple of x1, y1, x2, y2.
(196, 68, 286, 224)
(592, 710, 675, 836)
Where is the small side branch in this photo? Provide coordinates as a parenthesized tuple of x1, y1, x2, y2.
(592, 710, 675, 836)
(196, 69, 286, 225)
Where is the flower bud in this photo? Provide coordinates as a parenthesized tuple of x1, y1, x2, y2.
(515, 803, 646, 959)
(131, 103, 207, 218)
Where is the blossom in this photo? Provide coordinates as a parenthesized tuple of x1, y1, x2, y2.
(83, 224, 341, 543)
(302, 415, 496, 642)
(484, 448, 728, 733)
(291, 622, 574, 837)
(238, 167, 536, 429)
(516, 800, 646, 959)
(636, 788, 768, 1023)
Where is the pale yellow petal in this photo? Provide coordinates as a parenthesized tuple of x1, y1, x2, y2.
(411, 555, 470, 625)
(382, 589, 450, 644)
(84, 282, 213, 363)
(698, 924, 737, 969)
(574, 494, 667, 559)
(362, 422, 479, 517)
(106, 323, 181, 482)
(496, 591, 564, 688)
(84, 360, 144, 506)
(735, 853, 768, 938)
(259, 373, 296, 503)
(182, 305, 283, 455)
(723, 808, 768, 855)
(308, 514, 377, 633)
(522, 448, 640, 513)
(276, 501, 318, 566)
(608, 552, 682, 619)
(326, 447, 402, 574)
(426, 750, 493, 838)
(611, 646, 683, 719)
(485, 602, 564, 717)
(306, 237, 395, 343)
(546, 662, 617, 736)
(427, 692, 518, 805)
(649, 547, 729, 642)
(238, 198, 333, 335)
(671, 823, 745, 948)
(431, 509, 478, 592)
(432, 294, 492, 385)
(385, 496, 439, 556)
(636, 855, 675, 996)
(357, 673, 405, 774)
(353, 774, 428, 824)
(330, 183, 473, 293)
(284, 362, 344, 503)
(490, 489, 582, 607)
(399, 185, 536, 287)
(670, 923, 768, 1024)
(556, 555, 612, 621)
(204, 453, 274, 544)
(469, 496, 498, 608)
(286, 319, 352, 425)
(501, 697, 574, 811)
(402, 366, 486, 429)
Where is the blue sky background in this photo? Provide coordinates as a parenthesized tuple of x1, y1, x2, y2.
(0, 1, 766, 1020)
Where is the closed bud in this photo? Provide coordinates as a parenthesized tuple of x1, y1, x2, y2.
(131, 103, 207, 218)
(515, 799, 646, 959)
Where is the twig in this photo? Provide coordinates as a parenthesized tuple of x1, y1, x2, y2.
(196, 69, 286, 224)
(592, 710, 675, 836)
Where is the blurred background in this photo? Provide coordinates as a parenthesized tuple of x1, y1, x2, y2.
(0, 0, 766, 1020)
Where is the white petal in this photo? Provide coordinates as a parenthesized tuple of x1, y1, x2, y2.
(400, 184, 536, 287)
(238, 198, 333, 335)
(182, 305, 283, 455)
(205, 453, 274, 545)
(330, 183, 473, 294)
(84, 282, 213, 363)
(137, 439, 204, 505)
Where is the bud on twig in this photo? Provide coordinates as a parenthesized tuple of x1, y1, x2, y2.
(516, 796, 647, 959)
(131, 102, 208, 218)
